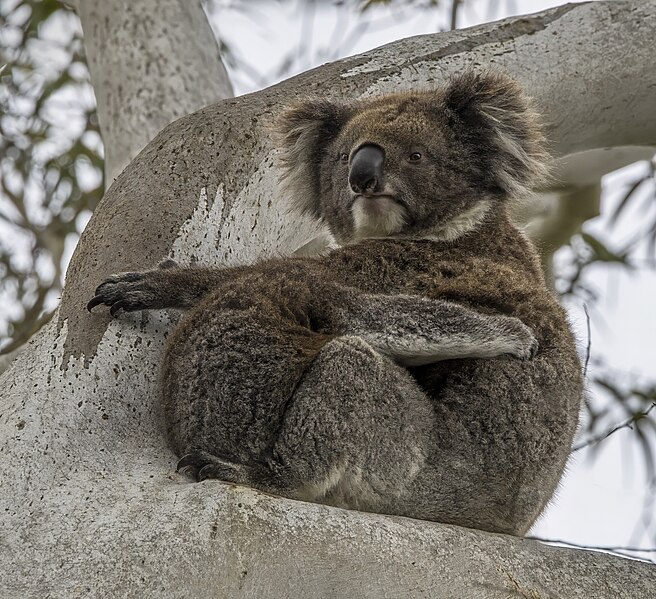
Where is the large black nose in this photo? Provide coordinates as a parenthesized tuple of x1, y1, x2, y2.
(349, 145, 384, 194)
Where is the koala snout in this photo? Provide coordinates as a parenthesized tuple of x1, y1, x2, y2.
(349, 145, 384, 195)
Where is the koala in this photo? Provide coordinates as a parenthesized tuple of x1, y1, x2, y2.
(88, 72, 583, 536)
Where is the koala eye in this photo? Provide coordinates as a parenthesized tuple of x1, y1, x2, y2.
(409, 152, 422, 162)
(339, 152, 349, 164)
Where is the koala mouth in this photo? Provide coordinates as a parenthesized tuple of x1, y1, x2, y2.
(350, 192, 407, 210)
(355, 192, 393, 201)
(350, 195, 409, 239)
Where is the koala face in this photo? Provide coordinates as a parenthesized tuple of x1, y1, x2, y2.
(322, 95, 492, 242)
(277, 72, 547, 244)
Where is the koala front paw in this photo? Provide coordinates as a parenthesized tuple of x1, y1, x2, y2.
(87, 271, 158, 316)
(502, 318, 538, 360)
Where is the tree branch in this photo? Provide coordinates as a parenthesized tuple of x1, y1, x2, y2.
(572, 403, 656, 452)
(74, 0, 233, 185)
(450, 0, 462, 30)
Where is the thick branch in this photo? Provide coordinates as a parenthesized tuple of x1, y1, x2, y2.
(60, 0, 656, 362)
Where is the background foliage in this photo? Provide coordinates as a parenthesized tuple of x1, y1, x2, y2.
(0, 0, 102, 354)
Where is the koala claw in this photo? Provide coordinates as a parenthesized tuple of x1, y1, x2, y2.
(86, 295, 105, 312)
(109, 299, 130, 316)
(86, 272, 153, 315)
(176, 453, 204, 477)
(177, 452, 243, 484)
(198, 464, 223, 482)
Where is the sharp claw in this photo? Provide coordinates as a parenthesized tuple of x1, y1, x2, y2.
(109, 300, 129, 316)
(198, 465, 214, 482)
(177, 454, 202, 471)
(87, 296, 104, 312)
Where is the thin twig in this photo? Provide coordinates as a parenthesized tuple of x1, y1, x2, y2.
(450, 0, 462, 30)
(526, 536, 656, 555)
(580, 303, 593, 417)
(582, 303, 591, 379)
(631, 476, 656, 547)
(572, 403, 656, 452)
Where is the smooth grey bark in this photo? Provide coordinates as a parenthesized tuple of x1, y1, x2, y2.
(0, 0, 233, 377)
(523, 146, 656, 275)
(72, 0, 234, 185)
(2, 2, 656, 597)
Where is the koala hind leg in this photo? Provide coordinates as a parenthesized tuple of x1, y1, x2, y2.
(190, 336, 434, 515)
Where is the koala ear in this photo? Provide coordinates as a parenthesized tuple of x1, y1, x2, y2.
(444, 71, 549, 198)
(274, 99, 350, 218)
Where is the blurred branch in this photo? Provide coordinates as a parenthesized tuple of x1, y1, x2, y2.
(631, 476, 656, 548)
(556, 232, 634, 301)
(610, 157, 655, 227)
(519, 184, 601, 286)
(0, 306, 56, 356)
(556, 157, 656, 301)
(572, 403, 656, 453)
(209, 0, 452, 93)
(450, 0, 461, 30)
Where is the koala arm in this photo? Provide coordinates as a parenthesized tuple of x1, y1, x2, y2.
(87, 262, 536, 364)
(86, 261, 244, 314)
(87, 257, 314, 314)
(328, 291, 537, 365)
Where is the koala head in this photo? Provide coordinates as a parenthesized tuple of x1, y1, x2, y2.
(276, 72, 548, 244)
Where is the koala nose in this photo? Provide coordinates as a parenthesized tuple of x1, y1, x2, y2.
(349, 145, 384, 195)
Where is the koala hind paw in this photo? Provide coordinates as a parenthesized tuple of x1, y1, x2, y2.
(177, 452, 246, 484)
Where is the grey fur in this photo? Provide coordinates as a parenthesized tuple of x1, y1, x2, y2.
(89, 72, 582, 535)
(341, 293, 539, 366)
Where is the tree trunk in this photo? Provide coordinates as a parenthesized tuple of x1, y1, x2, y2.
(2, 2, 655, 596)
(73, 0, 233, 185)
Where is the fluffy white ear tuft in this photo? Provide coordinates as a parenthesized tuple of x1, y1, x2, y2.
(444, 71, 549, 198)
(274, 99, 350, 219)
